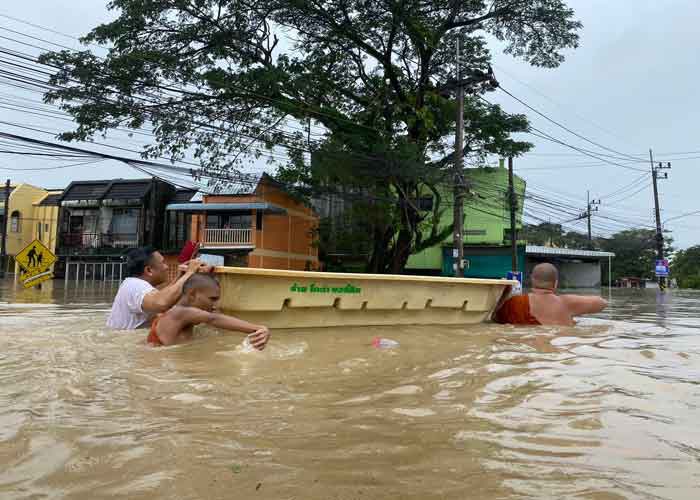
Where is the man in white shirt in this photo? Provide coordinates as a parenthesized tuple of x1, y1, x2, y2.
(106, 246, 206, 330)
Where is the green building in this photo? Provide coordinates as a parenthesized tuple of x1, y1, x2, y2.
(406, 165, 526, 278)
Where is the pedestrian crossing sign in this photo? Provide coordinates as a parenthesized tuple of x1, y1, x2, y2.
(15, 239, 56, 288)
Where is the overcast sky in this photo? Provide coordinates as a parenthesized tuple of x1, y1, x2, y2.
(1, 0, 698, 249)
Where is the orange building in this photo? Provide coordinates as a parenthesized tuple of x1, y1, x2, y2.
(166, 174, 319, 270)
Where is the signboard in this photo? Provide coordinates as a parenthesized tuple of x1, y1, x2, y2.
(198, 253, 225, 267)
(655, 259, 669, 277)
(16, 239, 56, 288)
(507, 271, 523, 294)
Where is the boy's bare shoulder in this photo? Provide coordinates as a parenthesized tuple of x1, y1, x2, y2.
(167, 305, 211, 322)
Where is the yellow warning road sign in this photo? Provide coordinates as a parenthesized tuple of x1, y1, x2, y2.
(16, 239, 56, 289)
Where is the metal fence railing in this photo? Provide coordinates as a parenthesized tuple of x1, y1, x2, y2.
(202, 228, 252, 246)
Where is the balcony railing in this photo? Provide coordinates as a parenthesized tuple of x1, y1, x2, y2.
(202, 228, 253, 247)
(60, 232, 140, 250)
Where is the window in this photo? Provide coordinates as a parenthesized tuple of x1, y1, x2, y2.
(206, 213, 252, 229)
(256, 211, 263, 230)
(110, 208, 139, 236)
(166, 211, 192, 250)
(206, 214, 221, 228)
(68, 215, 84, 234)
(465, 229, 487, 236)
(226, 214, 251, 229)
(10, 210, 20, 233)
(37, 222, 42, 240)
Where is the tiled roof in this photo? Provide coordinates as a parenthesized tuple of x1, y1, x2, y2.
(61, 181, 111, 201)
(102, 179, 152, 200)
(60, 178, 158, 202)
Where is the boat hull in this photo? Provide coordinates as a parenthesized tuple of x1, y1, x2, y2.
(213, 267, 515, 329)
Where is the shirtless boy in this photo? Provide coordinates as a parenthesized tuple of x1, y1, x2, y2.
(147, 273, 270, 348)
(494, 262, 607, 326)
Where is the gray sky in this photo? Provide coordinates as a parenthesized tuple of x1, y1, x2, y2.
(1, 0, 698, 249)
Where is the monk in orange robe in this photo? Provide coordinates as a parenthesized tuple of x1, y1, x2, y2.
(147, 274, 270, 348)
(494, 263, 607, 326)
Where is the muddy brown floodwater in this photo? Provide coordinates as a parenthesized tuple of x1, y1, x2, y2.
(1, 278, 699, 499)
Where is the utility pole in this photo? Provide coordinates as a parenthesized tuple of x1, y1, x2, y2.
(452, 36, 465, 277)
(0, 179, 9, 278)
(649, 148, 671, 285)
(508, 157, 517, 272)
(586, 190, 600, 244)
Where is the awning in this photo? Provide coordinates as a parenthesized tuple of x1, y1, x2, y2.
(166, 202, 287, 214)
(526, 245, 614, 259)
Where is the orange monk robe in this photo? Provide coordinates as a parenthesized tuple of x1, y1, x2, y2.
(146, 314, 164, 346)
(494, 295, 541, 325)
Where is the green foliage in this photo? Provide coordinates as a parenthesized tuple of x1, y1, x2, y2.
(521, 224, 678, 285)
(520, 223, 593, 249)
(671, 245, 700, 289)
(598, 229, 674, 282)
(40, 0, 582, 272)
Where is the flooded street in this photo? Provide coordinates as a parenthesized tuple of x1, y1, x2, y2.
(1, 278, 699, 499)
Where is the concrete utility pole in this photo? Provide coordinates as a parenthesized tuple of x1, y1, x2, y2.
(649, 148, 671, 285)
(452, 36, 465, 277)
(508, 157, 517, 272)
(586, 190, 600, 243)
(0, 179, 10, 278)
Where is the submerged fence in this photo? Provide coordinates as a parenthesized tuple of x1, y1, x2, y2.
(65, 261, 126, 284)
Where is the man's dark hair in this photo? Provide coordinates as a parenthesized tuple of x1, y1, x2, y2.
(182, 273, 220, 295)
(125, 246, 158, 277)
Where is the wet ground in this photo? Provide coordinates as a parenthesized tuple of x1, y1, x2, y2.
(1, 278, 698, 499)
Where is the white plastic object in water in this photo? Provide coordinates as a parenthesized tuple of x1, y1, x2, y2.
(372, 337, 399, 349)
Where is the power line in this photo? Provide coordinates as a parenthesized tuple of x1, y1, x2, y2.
(491, 63, 638, 150)
(526, 129, 648, 172)
(498, 85, 642, 162)
(663, 209, 700, 224)
(0, 158, 105, 171)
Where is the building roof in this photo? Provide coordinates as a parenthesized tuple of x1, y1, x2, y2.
(166, 202, 287, 214)
(38, 192, 63, 206)
(59, 178, 163, 203)
(102, 179, 152, 201)
(206, 172, 265, 195)
(60, 180, 111, 201)
(173, 189, 198, 203)
(526, 245, 615, 259)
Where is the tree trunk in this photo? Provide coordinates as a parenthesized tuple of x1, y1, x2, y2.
(367, 225, 391, 274)
(388, 187, 420, 274)
(389, 227, 413, 274)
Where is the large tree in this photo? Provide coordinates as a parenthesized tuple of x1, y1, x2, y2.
(41, 0, 581, 272)
(520, 222, 594, 249)
(599, 229, 674, 282)
(670, 245, 700, 289)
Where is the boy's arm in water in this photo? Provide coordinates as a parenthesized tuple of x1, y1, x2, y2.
(560, 295, 608, 316)
(156, 306, 270, 349)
